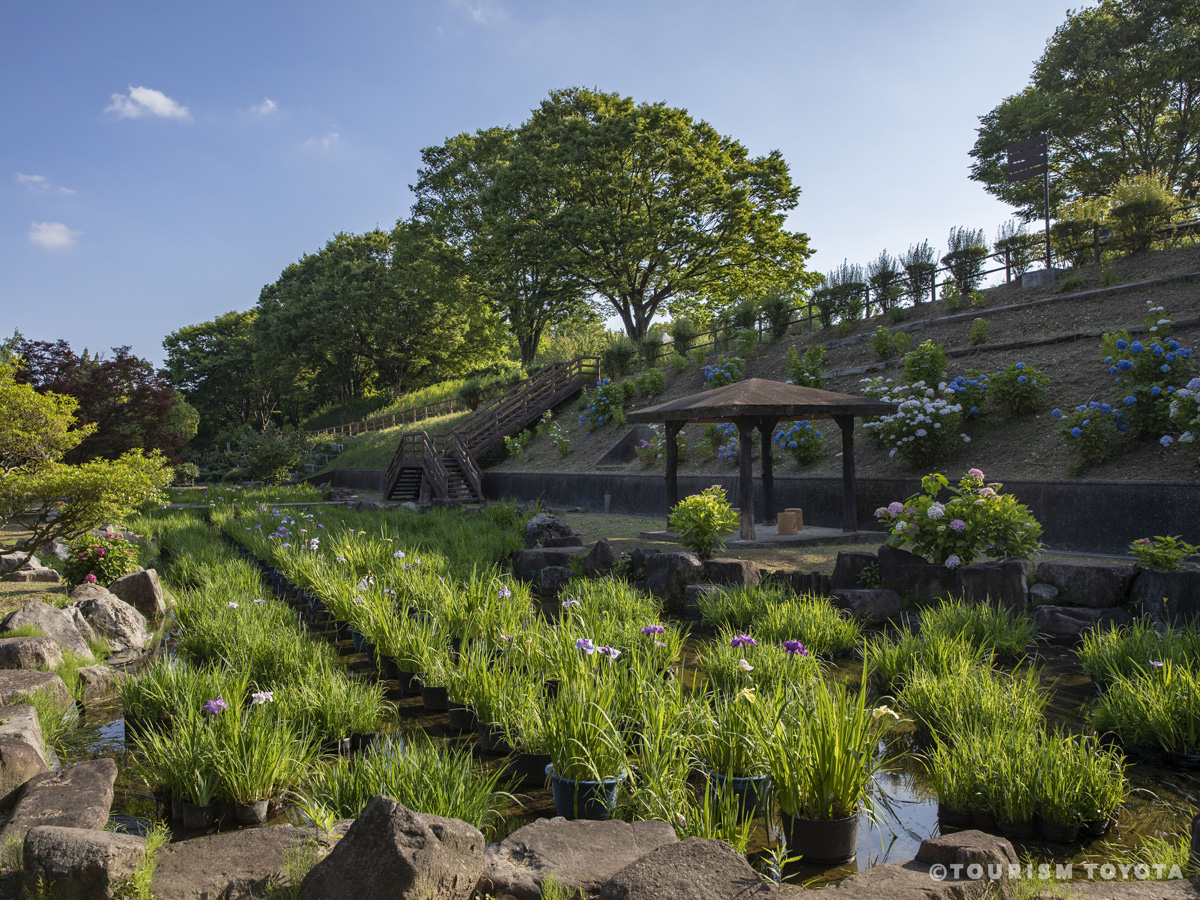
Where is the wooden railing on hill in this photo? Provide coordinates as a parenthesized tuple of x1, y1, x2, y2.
(383, 356, 600, 503)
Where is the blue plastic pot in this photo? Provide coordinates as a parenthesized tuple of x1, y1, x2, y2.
(547, 765, 626, 820)
(701, 769, 772, 819)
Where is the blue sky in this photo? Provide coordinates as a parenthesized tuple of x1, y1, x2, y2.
(2, 0, 1078, 366)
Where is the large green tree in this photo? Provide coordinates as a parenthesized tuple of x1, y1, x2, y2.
(413, 127, 593, 364)
(499, 88, 814, 340)
(970, 0, 1200, 218)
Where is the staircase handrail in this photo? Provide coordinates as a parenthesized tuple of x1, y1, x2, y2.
(419, 431, 450, 501)
(450, 432, 483, 501)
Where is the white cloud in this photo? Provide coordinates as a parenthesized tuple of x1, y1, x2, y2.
(303, 131, 340, 150)
(29, 221, 80, 249)
(446, 0, 505, 24)
(105, 86, 190, 120)
(16, 173, 75, 194)
(250, 98, 277, 117)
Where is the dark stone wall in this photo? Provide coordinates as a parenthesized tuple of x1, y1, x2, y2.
(313, 468, 1200, 555)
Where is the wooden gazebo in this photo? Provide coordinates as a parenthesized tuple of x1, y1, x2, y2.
(626, 378, 895, 539)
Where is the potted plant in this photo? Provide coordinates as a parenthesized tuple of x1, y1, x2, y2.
(695, 689, 777, 819)
(765, 680, 900, 863)
(543, 682, 629, 820)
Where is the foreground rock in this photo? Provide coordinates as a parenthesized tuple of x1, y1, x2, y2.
(877, 544, 956, 600)
(582, 539, 617, 578)
(153, 825, 320, 900)
(106, 569, 166, 619)
(0, 670, 72, 707)
(24, 825, 146, 900)
(64, 593, 149, 653)
(526, 513, 584, 548)
(0, 705, 49, 766)
(0, 737, 49, 811)
(0, 566, 62, 584)
(703, 558, 762, 588)
(299, 796, 484, 900)
(511, 547, 587, 582)
(599, 836, 773, 900)
(829, 588, 901, 624)
(0, 602, 93, 660)
(76, 666, 124, 705)
(0, 758, 118, 845)
(955, 558, 1032, 613)
(1034, 606, 1133, 643)
(1035, 562, 1136, 609)
(640, 552, 703, 601)
(480, 817, 678, 900)
(831, 551, 878, 591)
(1132, 569, 1200, 626)
(539, 566, 576, 597)
(0, 636, 63, 671)
(824, 830, 1016, 900)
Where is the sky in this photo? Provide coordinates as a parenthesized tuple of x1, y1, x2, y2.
(1, 0, 1080, 366)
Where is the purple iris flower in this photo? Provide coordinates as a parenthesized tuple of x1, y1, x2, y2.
(782, 639, 808, 657)
(576, 638, 596, 654)
(641, 624, 665, 635)
(730, 634, 758, 649)
(202, 697, 228, 716)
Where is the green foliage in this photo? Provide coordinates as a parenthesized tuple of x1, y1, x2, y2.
(760, 292, 794, 341)
(64, 532, 140, 587)
(173, 462, 200, 485)
(887, 305, 906, 324)
(901, 241, 937, 305)
(968, 318, 989, 346)
(1108, 171, 1180, 254)
(1091, 660, 1200, 754)
(579, 378, 635, 431)
(874, 470, 1043, 566)
(941, 279, 962, 311)
(1056, 404, 1120, 473)
(1129, 535, 1200, 570)
(1102, 258, 1122, 286)
(861, 377, 965, 468)
(871, 326, 897, 361)
(546, 420, 572, 458)
(1078, 618, 1200, 686)
(1059, 273, 1086, 293)
(989, 362, 1047, 415)
(669, 486, 740, 560)
(969, 290, 987, 309)
(635, 426, 688, 468)
(823, 261, 866, 324)
(866, 250, 904, 313)
(601, 336, 639, 379)
(942, 227, 990, 295)
(0, 361, 90, 477)
(994, 220, 1041, 276)
(236, 424, 315, 485)
(785, 345, 824, 388)
(969, 0, 1200, 219)
(902, 340, 948, 387)
(633, 369, 666, 400)
(669, 318, 700, 355)
(666, 351, 688, 375)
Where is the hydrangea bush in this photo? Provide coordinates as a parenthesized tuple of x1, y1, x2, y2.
(1100, 325, 1194, 438)
(943, 371, 989, 419)
(635, 425, 690, 468)
(1053, 403, 1124, 474)
(578, 378, 635, 432)
(772, 420, 825, 466)
(988, 361, 1047, 416)
(1167, 378, 1200, 458)
(64, 532, 140, 587)
(861, 377, 967, 468)
(874, 470, 1043, 567)
(704, 357, 745, 388)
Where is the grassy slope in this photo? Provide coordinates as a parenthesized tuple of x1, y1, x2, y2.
(317, 410, 470, 472)
(488, 245, 1200, 484)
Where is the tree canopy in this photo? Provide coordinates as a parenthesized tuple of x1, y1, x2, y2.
(970, 0, 1200, 218)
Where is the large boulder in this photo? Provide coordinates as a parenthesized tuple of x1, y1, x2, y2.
(525, 513, 583, 548)
(598, 836, 772, 900)
(1034, 605, 1133, 644)
(829, 589, 901, 624)
(682, 584, 724, 618)
(640, 552, 703, 601)
(0, 637, 63, 671)
(23, 826, 146, 900)
(954, 558, 1032, 614)
(64, 593, 149, 654)
(0, 670, 72, 707)
(582, 539, 617, 578)
(703, 558, 762, 588)
(539, 566, 576, 597)
(0, 737, 49, 812)
(76, 667, 124, 705)
(1035, 562, 1137, 609)
(877, 544, 956, 600)
(512, 548, 587, 583)
(1, 602, 93, 661)
(0, 758, 118, 846)
(298, 796, 484, 900)
(0, 567, 62, 584)
(153, 825, 322, 900)
(1, 553, 40, 574)
(480, 817, 678, 900)
(105, 569, 166, 620)
(1131, 569, 1200, 626)
(0, 705, 49, 766)
(627, 549, 660, 581)
(831, 551, 878, 591)
(1028, 583, 1060, 606)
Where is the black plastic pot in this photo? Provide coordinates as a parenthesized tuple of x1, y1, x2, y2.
(350, 732, 378, 754)
(320, 736, 351, 757)
(447, 702, 476, 732)
(235, 799, 270, 825)
(782, 813, 858, 863)
(1038, 819, 1080, 843)
(547, 766, 625, 821)
(508, 751, 553, 788)
(477, 721, 512, 755)
(421, 685, 449, 712)
(937, 802, 973, 829)
(393, 665, 421, 695)
(180, 801, 214, 830)
(996, 818, 1035, 840)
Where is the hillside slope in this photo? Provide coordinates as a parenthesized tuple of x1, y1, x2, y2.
(490, 246, 1200, 484)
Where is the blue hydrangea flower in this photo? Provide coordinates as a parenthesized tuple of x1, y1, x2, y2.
(1015, 362, 1026, 369)
(1150, 386, 1162, 396)
(1100, 403, 1112, 413)
(1082, 419, 1091, 426)
(1070, 427, 1082, 437)
(1051, 408, 1062, 418)
(1017, 375, 1027, 384)
(1130, 341, 1143, 353)
(1124, 396, 1137, 405)
(1116, 339, 1128, 350)
(1161, 364, 1171, 373)
(1118, 360, 1133, 370)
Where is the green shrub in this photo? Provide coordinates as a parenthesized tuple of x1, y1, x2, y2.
(669, 486, 740, 560)
(732, 327, 758, 359)
(638, 334, 666, 368)
(942, 226, 990, 295)
(667, 351, 688, 375)
(902, 340, 947, 387)
(1129, 535, 1200, 571)
(601, 337, 639, 379)
(772, 421, 824, 466)
(786, 346, 824, 388)
(902, 241, 938, 305)
(833, 321, 854, 337)
(968, 318, 988, 347)
(669, 318, 699, 355)
(942, 280, 962, 311)
(578, 379, 635, 431)
(867, 251, 904, 314)
(65, 533, 140, 587)
(861, 378, 966, 468)
(703, 357, 744, 388)
(1101, 259, 1122, 286)
(887, 306, 906, 324)
(994, 221, 1040, 277)
(173, 462, 200, 486)
(238, 424, 315, 485)
(870, 326, 897, 361)
(633, 369, 666, 400)
(727, 300, 758, 330)
(989, 362, 1047, 415)
(1055, 404, 1120, 474)
(1059, 273, 1086, 293)
(635, 426, 688, 468)
(1107, 172, 1179, 254)
(969, 290, 986, 310)
(760, 293, 794, 341)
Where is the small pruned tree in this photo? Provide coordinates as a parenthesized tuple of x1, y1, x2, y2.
(942, 227, 990, 295)
(825, 261, 866, 324)
(994, 221, 1041, 277)
(866, 251, 904, 314)
(901, 241, 938, 306)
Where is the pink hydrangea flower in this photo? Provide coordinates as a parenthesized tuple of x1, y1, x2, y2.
(84, 574, 97, 584)
(968, 468, 985, 481)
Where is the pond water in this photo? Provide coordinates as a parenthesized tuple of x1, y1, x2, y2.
(78, 619, 1198, 886)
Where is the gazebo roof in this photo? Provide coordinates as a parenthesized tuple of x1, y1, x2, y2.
(625, 378, 895, 424)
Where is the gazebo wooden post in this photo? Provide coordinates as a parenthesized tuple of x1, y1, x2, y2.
(758, 417, 779, 525)
(835, 415, 857, 532)
(737, 420, 756, 541)
(663, 421, 682, 526)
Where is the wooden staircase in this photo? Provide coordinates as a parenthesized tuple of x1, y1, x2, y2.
(383, 356, 600, 504)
